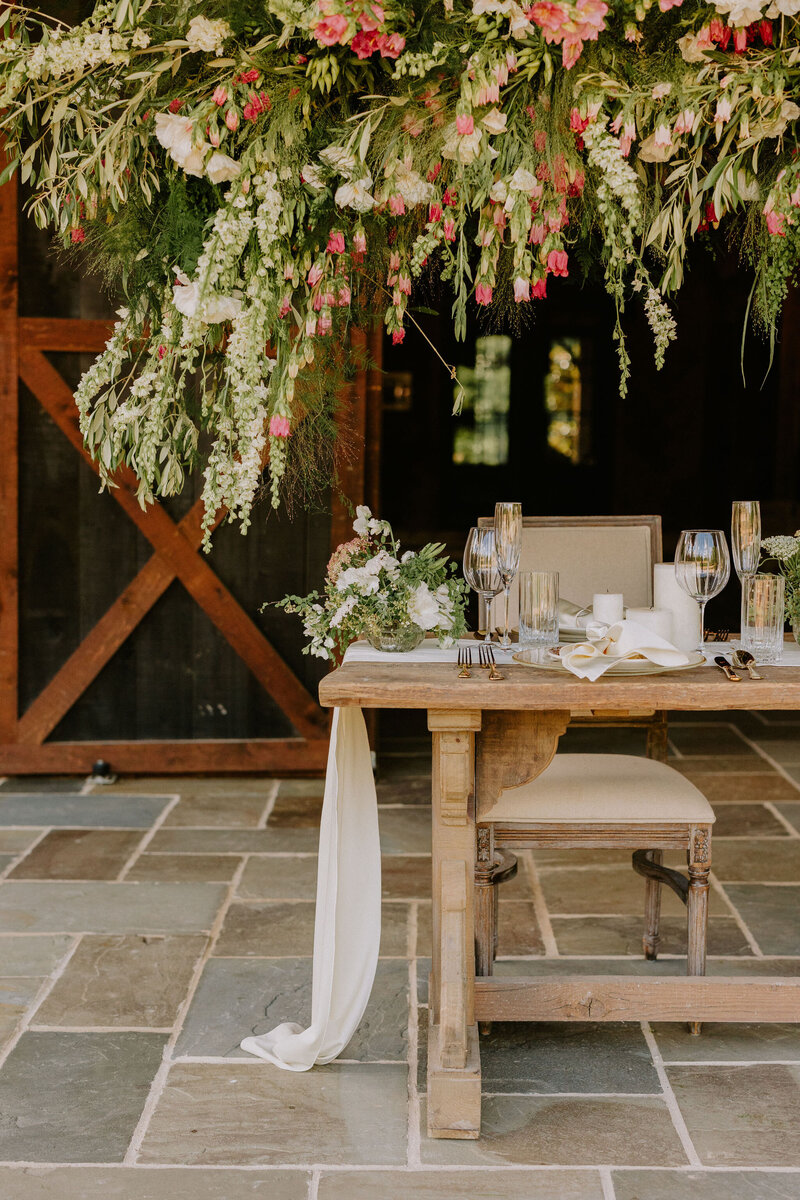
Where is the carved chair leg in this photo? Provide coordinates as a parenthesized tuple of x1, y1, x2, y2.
(646, 714, 669, 763)
(474, 833, 518, 1036)
(642, 849, 663, 961)
(687, 826, 712, 1036)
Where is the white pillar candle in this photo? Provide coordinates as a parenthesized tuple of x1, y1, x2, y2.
(592, 592, 624, 625)
(626, 606, 673, 641)
(653, 562, 702, 653)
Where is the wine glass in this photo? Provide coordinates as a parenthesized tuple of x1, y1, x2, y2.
(463, 527, 502, 643)
(675, 529, 731, 652)
(494, 502, 522, 650)
(731, 500, 761, 581)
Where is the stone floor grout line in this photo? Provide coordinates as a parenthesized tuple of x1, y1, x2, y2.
(709, 871, 764, 956)
(308, 1166, 321, 1199)
(0, 933, 82, 1072)
(0, 826, 51, 880)
(522, 849, 560, 957)
(122, 854, 249, 1165)
(256, 779, 281, 830)
(115, 795, 182, 881)
(406, 941, 421, 1166)
(599, 1165, 617, 1200)
(764, 799, 800, 838)
(666, 739, 684, 759)
(78, 778, 95, 795)
(641, 1020, 702, 1168)
(728, 724, 800, 791)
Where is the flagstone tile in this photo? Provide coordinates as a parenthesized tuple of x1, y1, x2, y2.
(0, 976, 42, 1044)
(668, 1063, 800, 1165)
(538, 866, 725, 917)
(380, 855, 431, 899)
(379, 808, 431, 855)
(164, 793, 268, 828)
(0, 794, 171, 828)
(213, 900, 408, 958)
(0, 777, 85, 793)
(0, 1031, 167, 1162)
(613, 1170, 800, 1199)
(0, 1166, 311, 1199)
(672, 757, 768, 777)
(0, 881, 227, 934)
(752, 738, 800, 766)
(415, 900, 544, 958)
(722, 885, 800, 954)
(138, 1062, 408, 1165)
(712, 805, 790, 837)
(34, 934, 207, 1027)
(236, 855, 317, 899)
(176, 957, 407, 1062)
(688, 775, 800, 804)
(711, 840, 800, 882)
(776, 803, 800, 834)
(126, 854, 242, 883)
(102, 775, 266, 797)
(7, 829, 144, 880)
(276, 778, 325, 797)
(419, 1096, 687, 1166)
(0, 831, 42, 854)
(550, 916, 752, 957)
(653, 1021, 800, 1061)
(0, 855, 13, 875)
(418, 1018, 658, 1095)
(0, 934, 73, 975)
(318, 1169, 605, 1199)
(668, 727, 754, 756)
(267, 791, 323, 829)
(148, 828, 311, 854)
(376, 776, 431, 805)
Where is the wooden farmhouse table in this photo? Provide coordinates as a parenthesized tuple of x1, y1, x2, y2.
(319, 659, 800, 1139)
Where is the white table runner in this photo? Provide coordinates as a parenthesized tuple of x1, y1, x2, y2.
(241, 636, 799, 1071)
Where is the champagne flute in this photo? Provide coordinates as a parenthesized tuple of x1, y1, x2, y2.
(675, 529, 731, 652)
(731, 500, 761, 581)
(494, 502, 522, 650)
(463, 527, 502, 644)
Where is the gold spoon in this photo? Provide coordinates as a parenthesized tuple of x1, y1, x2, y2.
(731, 649, 764, 680)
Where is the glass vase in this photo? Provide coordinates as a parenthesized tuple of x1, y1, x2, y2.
(365, 621, 425, 653)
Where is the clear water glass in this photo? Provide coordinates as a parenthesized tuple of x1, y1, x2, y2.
(731, 500, 761, 582)
(741, 573, 785, 664)
(494, 501, 522, 650)
(519, 570, 559, 647)
(463, 526, 502, 644)
(674, 529, 731, 651)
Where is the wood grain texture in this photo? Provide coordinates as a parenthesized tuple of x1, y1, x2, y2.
(0, 169, 18, 741)
(475, 709, 570, 821)
(473, 976, 800, 1023)
(0, 737, 329, 774)
(18, 316, 113, 352)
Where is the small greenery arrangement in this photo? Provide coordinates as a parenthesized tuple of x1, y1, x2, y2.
(760, 534, 800, 629)
(278, 507, 467, 659)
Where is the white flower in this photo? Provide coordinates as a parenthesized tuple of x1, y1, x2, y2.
(434, 584, 455, 630)
(762, 535, 800, 562)
(206, 152, 241, 184)
(154, 112, 208, 178)
(651, 82, 672, 100)
(319, 145, 357, 176)
(401, 550, 416, 563)
(353, 505, 372, 535)
(186, 16, 231, 54)
(172, 270, 242, 324)
(482, 107, 507, 135)
(364, 549, 399, 575)
(508, 166, 538, 192)
(712, 0, 765, 25)
(394, 163, 434, 207)
(767, 0, 800, 13)
(677, 31, 710, 63)
(301, 163, 325, 189)
(334, 178, 375, 212)
(336, 565, 380, 594)
(330, 595, 358, 627)
(472, 0, 513, 12)
(408, 581, 443, 631)
(442, 125, 483, 165)
(489, 179, 508, 204)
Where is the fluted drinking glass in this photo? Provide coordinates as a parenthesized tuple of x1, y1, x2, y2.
(731, 500, 761, 582)
(494, 502, 522, 650)
(675, 529, 731, 652)
(463, 527, 502, 643)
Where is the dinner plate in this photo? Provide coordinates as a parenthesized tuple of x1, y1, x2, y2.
(511, 648, 706, 676)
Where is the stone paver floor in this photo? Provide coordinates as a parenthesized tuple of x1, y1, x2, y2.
(2, 713, 800, 1195)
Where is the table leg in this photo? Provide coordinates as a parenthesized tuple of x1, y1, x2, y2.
(426, 708, 482, 1139)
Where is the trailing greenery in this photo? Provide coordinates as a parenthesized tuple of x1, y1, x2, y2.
(1, 0, 799, 541)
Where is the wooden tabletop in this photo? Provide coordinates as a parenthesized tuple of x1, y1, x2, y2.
(319, 661, 800, 711)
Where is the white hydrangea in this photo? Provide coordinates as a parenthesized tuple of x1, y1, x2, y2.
(762, 535, 800, 561)
(185, 16, 231, 54)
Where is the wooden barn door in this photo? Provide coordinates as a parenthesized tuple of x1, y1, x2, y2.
(0, 174, 380, 775)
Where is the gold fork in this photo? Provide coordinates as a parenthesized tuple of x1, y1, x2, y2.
(457, 645, 472, 678)
(478, 642, 504, 680)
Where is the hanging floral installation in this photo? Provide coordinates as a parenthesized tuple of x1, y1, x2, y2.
(1, 0, 799, 541)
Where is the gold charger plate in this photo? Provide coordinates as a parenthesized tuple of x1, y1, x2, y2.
(511, 648, 706, 676)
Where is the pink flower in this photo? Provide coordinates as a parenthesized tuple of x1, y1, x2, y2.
(158, 344, 166, 359)
(765, 209, 786, 236)
(443, 219, 456, 241)
(570, 108, 589, 133)
(429, 202, 442, 223)
(514, 277, 530, 303)
(546, 249, 569, 277)
(308, 263, 324, 286)
(313, 13, 349, 45)
(443, 187, 457, 207)
(392, 328, 405, 344)
(269, 414, 291, 438)
(531, 275, 547, 299)
(529, 221, 546, 245)
(714, 97, 732, 125)
(389, 193, 405, 215)
(225, 109, 239, 131)
(209, 128, 220, 147)
(338, 284, 352, 306)
(475, 283, 493, 305)
(561, 36, 583, 69)
(351, 29, 382, 57)
(318, 310, 333, 336)
(397, 273, 411, 295)
(353, 228, 367, 254)
(279, 294, 292, 317)
(70, 227, 85, 244)
(534, 129, 547, 151)
(235, 69, 260, 84)
(168, 98, 183, 113)
(659, 0, 682, 8)
(327, 230, 346, 254)
(358, 3, 385, 31)
(791, 185, 800, 208)
(456, 114, 475, 136)
(528, 2, 568, 34)
(733, 27, 747, 52)
(380, 33, 405, 58)
(760, 19, 773, 45)
(619, 118, 636, 156)
(212, 86, 228, 107)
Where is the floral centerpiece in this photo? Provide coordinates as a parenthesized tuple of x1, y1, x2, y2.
(2, 2, 800, 541)
(761, 533, 800, 637)
(279, 506, 467, 657)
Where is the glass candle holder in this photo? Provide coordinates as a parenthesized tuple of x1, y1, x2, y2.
(519, 570, 559, 647)
(740, 573, 785, 665)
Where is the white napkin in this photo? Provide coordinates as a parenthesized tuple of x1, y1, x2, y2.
(558, 597, 592, 635)
(560, 617, 691, 681)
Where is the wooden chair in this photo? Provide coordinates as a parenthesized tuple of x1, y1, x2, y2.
(474, 736, 715, 1035)
(474, 514, 671, 972)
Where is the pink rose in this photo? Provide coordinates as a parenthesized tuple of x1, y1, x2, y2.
(313, 13, 349, 45)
